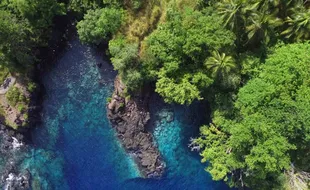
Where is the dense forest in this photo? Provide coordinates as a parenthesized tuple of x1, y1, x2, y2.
(0, 0, 310, 189)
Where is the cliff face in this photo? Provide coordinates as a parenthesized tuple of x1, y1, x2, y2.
(107, 77, 165, 178)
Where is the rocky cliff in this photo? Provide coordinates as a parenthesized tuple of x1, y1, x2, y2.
(107, 77, 165, 178)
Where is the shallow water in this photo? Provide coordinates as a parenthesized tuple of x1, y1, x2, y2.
(26, 39, 230, 189)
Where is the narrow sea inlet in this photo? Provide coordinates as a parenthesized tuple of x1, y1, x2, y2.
(29, 39, 229, 189)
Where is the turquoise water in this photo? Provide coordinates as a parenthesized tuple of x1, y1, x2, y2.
(25, 39, 230, 189)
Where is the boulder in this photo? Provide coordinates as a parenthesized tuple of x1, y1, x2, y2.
(107, 77, 165, 178)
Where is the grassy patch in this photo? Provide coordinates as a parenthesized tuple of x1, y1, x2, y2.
(6, 87, 26, 107)
(17, 104, 26, 112)
(120, 0, 201, 47)
(0, 65, 9, 83)
(121, 0, 167, 43)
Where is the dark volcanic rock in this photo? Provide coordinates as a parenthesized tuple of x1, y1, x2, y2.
(107, 77, 165, 178)
(2, 171, 30, 190)
(0, 123, 31, 190)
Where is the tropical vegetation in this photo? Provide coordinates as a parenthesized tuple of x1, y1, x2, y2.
(0, 0, 309, 189)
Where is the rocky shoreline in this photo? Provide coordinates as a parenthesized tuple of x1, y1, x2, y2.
(0, 15, 72, 190)
(0, 123, 30, 190)
(107, 77, 165, 178)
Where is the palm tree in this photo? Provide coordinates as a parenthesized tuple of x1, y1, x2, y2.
(216, 0, 245, 31)
(216, 0, 250, 48)
(281, 3, 310, 41)
(245, 2, 282, 44)
(217, 0, 283, 46)
(205, 51, 237, 80)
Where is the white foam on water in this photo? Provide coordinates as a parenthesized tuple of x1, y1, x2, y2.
(4, 173, 15, 190)
(12, 137, 23, 150)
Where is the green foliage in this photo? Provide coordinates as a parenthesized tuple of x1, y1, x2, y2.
(69, 0, 103, 13)
(106, 97, 112, 103)
(6, 87, 25, 107)
(216, 0, 245, 31)
(27, 82, 36, 92)
(123, 69, 143, 91)
(0, 0, 309, 187)
(109, 37, 138, 70)
(125, 95, 131, 102)
(109, 36, 142, 91)
(8, 0, 66, 29)
(239, 52, 261, 78)
(68, 0, 124, 14)
(0, 0, 65, 71)
(131, 0, 143, 11)
(0, 65, 9, 82)
(102, 0, 123, 6)
(237, 42, 310, 169)
(0, 106, 5, 117)
(245, 9, 281, 44)
(205, 50, 237, 82)
(156, 73, 208, 105)
(281, 3, 310, 41)
(0, 10, 34, 67)
(0, 0, 67, 128)
(77, 8, 124, 44)
(144, 8, 234, 104)
(216, 0, 309, 49)
(0, 106, 7, 125)
(17, 104, 26, 112)
(23, 113, 28, 120)
(196, 42, 310, 189)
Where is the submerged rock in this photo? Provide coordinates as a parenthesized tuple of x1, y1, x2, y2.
(107, 77, 165, 178)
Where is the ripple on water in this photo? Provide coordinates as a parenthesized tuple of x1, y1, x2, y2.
(31, 39, 140, 189)
(19, 39, 230, 190)
(141, 94, 230, 190)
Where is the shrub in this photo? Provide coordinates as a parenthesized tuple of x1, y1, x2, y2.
(6, 87, 25, 106)
(27, 82, 36, 92)
(109, 36, 143, 91)
(77, 7, 124, 44)
(106, 97, 112, 103)
(0, 65, 9, 83)
(132, 0, 143, 11)
(125, 95, 131, 102)
(17, 104, 26, 112)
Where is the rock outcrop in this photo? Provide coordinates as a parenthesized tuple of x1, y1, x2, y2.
(2, 172, 30, 190)
(0, 123, 30, 190)
(0, 77, 16, 95)
(107, 77, 165, 178)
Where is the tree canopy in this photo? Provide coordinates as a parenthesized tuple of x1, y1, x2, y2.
(77, 7, 124, 44)
(143, 8, 235, 104)
(195, 42, 310, 189)
(76, 2, 310, 187)
(1, 0, 309, 189)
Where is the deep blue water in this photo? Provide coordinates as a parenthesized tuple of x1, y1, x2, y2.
(27, 39, 230, 189)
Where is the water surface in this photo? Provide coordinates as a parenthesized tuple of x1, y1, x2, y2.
(28, 39, 229, 190)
